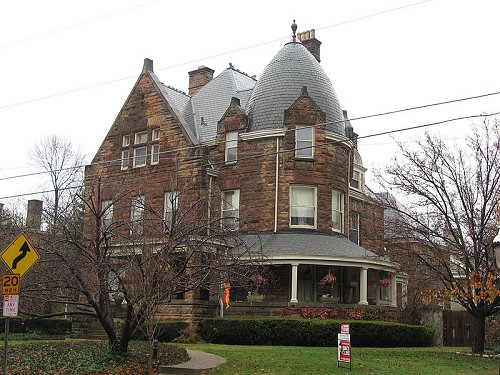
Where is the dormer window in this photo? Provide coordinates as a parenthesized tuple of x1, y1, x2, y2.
(225, 131, 238, 163)
(135, 132, 148, 144)
(295, 125, 314, 159)
(350, 170, 364, 191)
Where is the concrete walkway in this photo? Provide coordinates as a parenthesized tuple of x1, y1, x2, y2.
(159, 349, 226, 374)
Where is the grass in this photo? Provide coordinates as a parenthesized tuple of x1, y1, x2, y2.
(184, 344, 499, 375)
(0, 339, 497, 374)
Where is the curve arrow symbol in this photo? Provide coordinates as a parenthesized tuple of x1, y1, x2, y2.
(12, 241, 30, 270)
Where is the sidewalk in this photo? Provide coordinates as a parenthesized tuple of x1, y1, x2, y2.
(158, 349, 226, 374)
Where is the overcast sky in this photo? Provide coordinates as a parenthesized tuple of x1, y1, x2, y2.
(1, 0, 499, 207)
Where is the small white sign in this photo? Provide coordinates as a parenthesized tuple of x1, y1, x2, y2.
(3, 294, 19, 317)
(338, 333, 350, 342)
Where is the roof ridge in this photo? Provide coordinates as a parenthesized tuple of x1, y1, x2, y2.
(228, 63, 257, 81)
(162, 83, 188, 96)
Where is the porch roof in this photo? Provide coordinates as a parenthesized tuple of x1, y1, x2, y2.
(241, 231, 379, 259)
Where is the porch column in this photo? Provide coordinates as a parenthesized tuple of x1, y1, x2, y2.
(359, 267, 368, 305)
(391, 273, 397, 307)
(290, 262, 299, 303)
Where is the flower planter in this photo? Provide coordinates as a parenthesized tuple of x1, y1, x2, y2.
(247, 294, 265, 302)
(320, 296, 339, 304)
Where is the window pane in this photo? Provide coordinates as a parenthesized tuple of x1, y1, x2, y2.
(151, 144, 159, 164)
(121, 150, 129, 170)
(290, 186, 315, 227)
(131, 196, 145, 234)
(225, 132, 238, 162)
(101, 200, 113, 230)
(152, 129, 160, 140)
(222, 190, 239, 230)
(122, 135, 130, 146)
(332, 190, 344, 232)
(295, 126, 313, 158)
(135, 132, 147, 144)
(134, 147, 147, 167)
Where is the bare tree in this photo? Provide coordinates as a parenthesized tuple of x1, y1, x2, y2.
(376, 119, 500, 353)
(29, 135, 85, 230)
(21, 176, 265, 356)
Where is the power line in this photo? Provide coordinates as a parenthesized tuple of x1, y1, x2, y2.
(1, 110, 497, 201)
(0, 0, 432, 111)
(1, 87, 499, 181)
(0, 0, 161, 49)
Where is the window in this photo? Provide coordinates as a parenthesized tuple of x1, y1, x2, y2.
(164, 191, 178, 231)
(131, 195, 145, 234)
(350, 170, 363, 190)
(290, 185, 316, 228)
(152, 128, 160, 141)
(133, 146, 147, 167)
(101, 200, 113, 231)
(135, 132, 148, 144)
(225, 131, 238, 163)
(122, 135, 130, 147)
(295, 126, 314, 158)
(349, 212, 359, 244)
(332, 190, 344, 232)
(222, 190, 240, 230)
(151, 144, 160, 165)
(121, 150, 129, 170)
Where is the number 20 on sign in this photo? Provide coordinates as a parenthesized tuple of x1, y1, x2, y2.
(2, 274, 20, 295)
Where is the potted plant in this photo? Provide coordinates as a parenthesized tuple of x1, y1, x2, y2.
(318, 271, 339, 303)
(247, 273, 269, 302)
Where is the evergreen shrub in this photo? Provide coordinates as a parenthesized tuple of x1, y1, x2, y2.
(198, 318, 433, 347)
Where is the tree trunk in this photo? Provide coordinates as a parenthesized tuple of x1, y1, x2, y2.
(471, 313, 485, 353)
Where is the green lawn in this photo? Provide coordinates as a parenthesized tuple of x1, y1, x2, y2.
(184, 344, 499, 375)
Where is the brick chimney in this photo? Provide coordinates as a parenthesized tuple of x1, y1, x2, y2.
(26, 199, 43, 231)
(188, 66, 215, 95)
(297, 29, 321, 63)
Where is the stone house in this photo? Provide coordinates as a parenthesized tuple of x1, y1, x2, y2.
(83, 23, 405, 316)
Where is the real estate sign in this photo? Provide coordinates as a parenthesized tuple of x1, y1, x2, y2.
(338, 324, 352, 369)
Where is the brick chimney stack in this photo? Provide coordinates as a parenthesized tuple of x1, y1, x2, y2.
(26, 199, 43, 231)
(188, 66, 215, 96)
(297, 29, 321, 63)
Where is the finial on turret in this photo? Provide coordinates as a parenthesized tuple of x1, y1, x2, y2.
(291, 20, 297, 41)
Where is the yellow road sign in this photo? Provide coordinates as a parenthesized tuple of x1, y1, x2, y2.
(1, 233, 39, 278)
(2, 274, 20, 295)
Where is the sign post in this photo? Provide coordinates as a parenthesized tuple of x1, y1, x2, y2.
(338, 324, 352, 370)
(1, 233, 39, 375)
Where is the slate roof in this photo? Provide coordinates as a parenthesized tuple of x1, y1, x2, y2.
(241, 232, 379, 259)
(246, 41, 345, 135)
(192, 67, 256, 141)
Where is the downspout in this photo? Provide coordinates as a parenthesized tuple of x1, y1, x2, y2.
(207, 175, 212, 235)
(274, 137, 279, 233)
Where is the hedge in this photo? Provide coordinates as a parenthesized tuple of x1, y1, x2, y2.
(133, 321, 188, 342)
(0, 317, 72, 335)
(199, 318, 433, 347)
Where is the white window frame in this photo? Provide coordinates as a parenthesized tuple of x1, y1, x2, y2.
(350, 169, 364, 191)
(133, 146, 147, 168)
(225, 131, 238, 163)
(289, 185, 317, 228)
(121, 150, 129, 170)
(332, 190, 344, 233)
(131, 195, 145, 234)
(164, 191, 178, 231)
(151, 144, 160, 165)
(101, 200, 113, 231)
(122, 135, 131, 147)
(222, 190, 240, 230)
(349, 211, 360, 245)
(152, 128, 160, 141)
(295, 125, 314, 159)
(135, 131, 148, 144)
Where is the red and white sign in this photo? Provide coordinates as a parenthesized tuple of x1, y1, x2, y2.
(341, 324, 350, 334)
(338, 339, 351, 363)
(3, 295, 19, 317)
